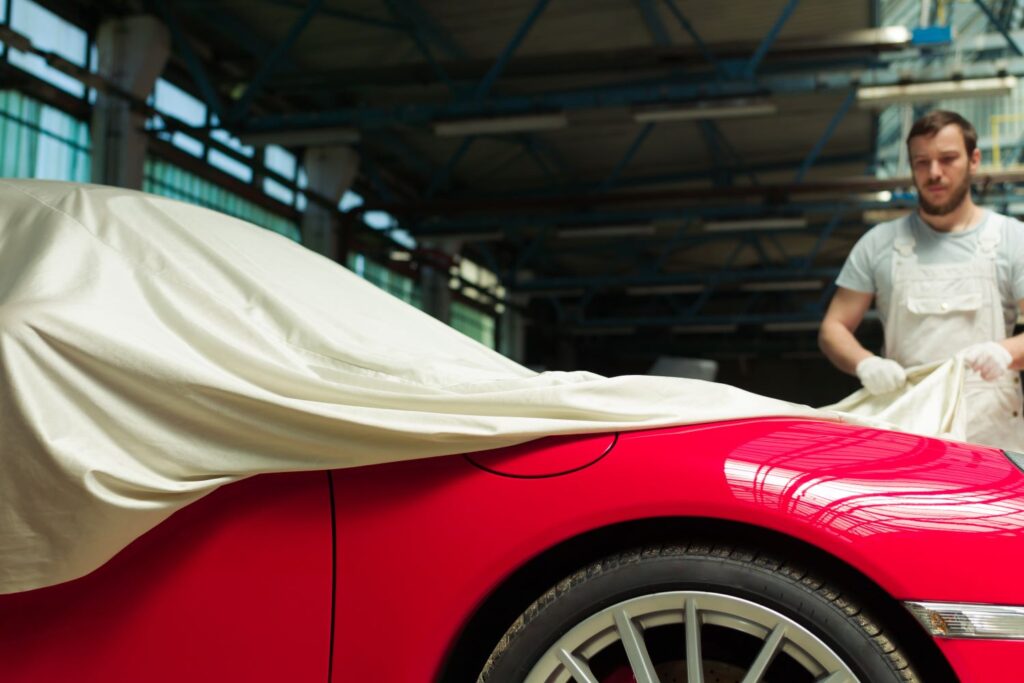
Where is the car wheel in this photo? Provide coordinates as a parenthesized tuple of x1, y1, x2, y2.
(479, 544, 918, 683)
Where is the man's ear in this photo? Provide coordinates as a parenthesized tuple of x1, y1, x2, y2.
(970, 146, 982, 172)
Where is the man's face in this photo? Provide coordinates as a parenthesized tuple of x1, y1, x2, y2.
(908, 123, 981, 216)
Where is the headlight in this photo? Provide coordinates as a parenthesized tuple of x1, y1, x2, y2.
(905, 601, 1024, 639)
(1005, 450, 1024, 473)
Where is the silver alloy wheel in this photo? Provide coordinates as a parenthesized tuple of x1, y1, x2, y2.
(523, 590, 861, 683)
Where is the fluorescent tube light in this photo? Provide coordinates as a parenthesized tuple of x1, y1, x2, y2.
(556, 224, 657, 239)
(704, 217, 807, 232)
(434, 113, 568, 136)
(740, 280, 823, 292)
(856, 76, 1018, 108)
(626, 284, 704, 296)
(634, 98, 776, 123)
(238, 126, 361, 146)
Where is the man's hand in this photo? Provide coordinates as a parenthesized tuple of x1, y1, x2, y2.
(855, 356, 907, 395)
(962, 342, 1013, 381)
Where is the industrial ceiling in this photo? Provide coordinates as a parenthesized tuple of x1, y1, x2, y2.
(26, 0, 1024, 383)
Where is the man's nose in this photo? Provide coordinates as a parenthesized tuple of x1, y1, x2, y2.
(929, 160, 942, 177)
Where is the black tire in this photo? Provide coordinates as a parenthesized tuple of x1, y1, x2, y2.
(479, 543, 919, 683)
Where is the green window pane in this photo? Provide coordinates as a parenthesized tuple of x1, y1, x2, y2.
(345, 252, 423, 310)
(143, 157, 301, 242)
(451, 301, 496, 349)
(0, 90, 90, 180)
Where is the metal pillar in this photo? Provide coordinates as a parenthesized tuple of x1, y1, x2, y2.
(91, 15, 170, 189)
(301, 145, 360, 257)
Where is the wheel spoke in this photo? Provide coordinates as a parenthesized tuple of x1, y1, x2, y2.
(613, 607, 660, 683)
(816, 672, 854, 683)
(556, 648, 600, 683)
(740, 623, 786, 683)
(685, 598, 704, 683)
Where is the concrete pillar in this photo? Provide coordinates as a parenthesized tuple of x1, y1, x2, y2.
(301, 146, 360, 258)
(91, 16, 170, 189)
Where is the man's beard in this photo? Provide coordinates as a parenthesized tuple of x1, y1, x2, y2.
(917, 174, 972, 216)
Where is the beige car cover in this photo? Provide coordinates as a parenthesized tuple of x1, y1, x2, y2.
(0, 180, 967, 594)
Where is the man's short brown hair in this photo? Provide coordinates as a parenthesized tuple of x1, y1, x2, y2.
(906, 110, 978, 156)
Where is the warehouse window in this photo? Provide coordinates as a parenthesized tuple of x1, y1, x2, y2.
(5, 0, 88, 97)
(144, 158, 301, 242)
(150, 78, 207, 158)
(0, 90, 90, 180)
(451, 301, 496, 348)
(264, 145, 296, 204)
(346, 253, 422, 309)
(208, 120, 254, 182)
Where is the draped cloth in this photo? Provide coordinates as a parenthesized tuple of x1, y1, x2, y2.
(0, 180, 965, 594)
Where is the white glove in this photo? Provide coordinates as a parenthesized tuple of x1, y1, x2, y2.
(855, 356, 907, 395)
(961, 341, 1013, 381)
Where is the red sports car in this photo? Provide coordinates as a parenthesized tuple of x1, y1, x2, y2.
(1, 415, 1022, 682)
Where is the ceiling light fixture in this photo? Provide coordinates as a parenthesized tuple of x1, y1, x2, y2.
(740, 280, 823, 292)
(703, 217, 807, 232)
(856, 76, 1018, 108)
(556, 223, 657, 239)
(434, 112, 568, 136)
(634, 98, 777, 123)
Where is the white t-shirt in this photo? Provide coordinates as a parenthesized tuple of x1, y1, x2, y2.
(836, 210, 1024, 332)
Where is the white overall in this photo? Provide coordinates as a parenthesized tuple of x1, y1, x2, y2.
(884, 217, 1024, 450)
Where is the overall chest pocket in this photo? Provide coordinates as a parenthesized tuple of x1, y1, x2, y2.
(905, 291, 983, 315)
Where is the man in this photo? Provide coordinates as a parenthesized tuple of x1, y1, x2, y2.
(819, 109, 1024, 450)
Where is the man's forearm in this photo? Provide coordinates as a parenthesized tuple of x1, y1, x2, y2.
(818, 319, 874, 375)
(1001, 333, 1024, 370)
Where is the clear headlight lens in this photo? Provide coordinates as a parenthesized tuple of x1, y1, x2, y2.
(905, 601, 1024, 639)
(1005, 450, 1024, 473)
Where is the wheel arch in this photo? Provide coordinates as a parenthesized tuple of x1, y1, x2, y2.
(436, 515, 958, 683)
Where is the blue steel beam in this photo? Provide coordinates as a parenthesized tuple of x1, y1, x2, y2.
(745, 0, 802, 78)
(261, 0, 403, 31)
(794, 89, 856, 182)
(148, 0, 227, 120)
(408, 199, 917, 235)
(243, 49, 1020, 131)
(177, 3, 336, 112)
(801, 211, 843, 268)
(382, 0, 458, 91)
(662, 0, 722, 75)
(698, 119, 728, 184)
(635, 0, 671, 46)
(521, 136, 556, 179)
(650, 222, 693, 273)
(601, 122, 656, 191)
(228, 0, 324, 124)
(974, 0, 1024, 55)
(386, 0, 564, 188)
(387, 0, 468, 59)
(475, 0, 552, 101)
(359, 154, 397, 202)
